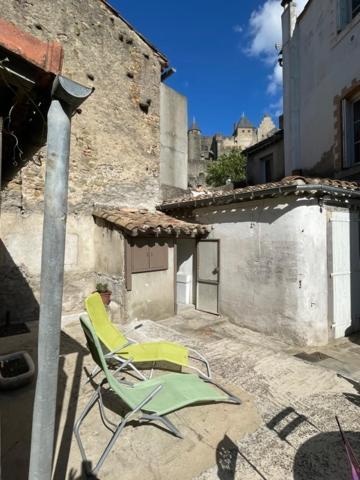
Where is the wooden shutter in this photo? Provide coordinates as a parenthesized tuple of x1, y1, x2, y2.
(342, 98, 353, 168)
(128, 238, 169, 276)
(149, 240, 168, 271)
(337, 0, 350, 32)
(132, 238, 150, 273)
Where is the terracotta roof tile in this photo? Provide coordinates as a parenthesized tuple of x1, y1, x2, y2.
(93, 208, 210, 237)
(159, 176, 360, 210)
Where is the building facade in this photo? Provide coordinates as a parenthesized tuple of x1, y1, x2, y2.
(0, 0, 188, 325)
(281, 0, 360, 179)
(188, 114, 277, 186)
(160, 177, 360, 346)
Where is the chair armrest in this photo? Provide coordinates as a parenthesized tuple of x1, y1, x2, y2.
(105, 341, 132, 357)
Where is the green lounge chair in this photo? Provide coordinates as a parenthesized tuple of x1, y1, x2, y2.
(74, 315, 241, 475)
(85, 292, 211, 380)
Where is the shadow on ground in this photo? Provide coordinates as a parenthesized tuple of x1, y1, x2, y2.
(1, 327, 88, 480)
(293, 431, 360, 480)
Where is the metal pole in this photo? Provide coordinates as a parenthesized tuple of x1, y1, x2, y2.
(0, 116, 3, 205)
(28, 76, 93, 480)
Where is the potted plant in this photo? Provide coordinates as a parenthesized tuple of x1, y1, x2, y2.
(0, 351, 35, 390)
(96, 282, 112, 305)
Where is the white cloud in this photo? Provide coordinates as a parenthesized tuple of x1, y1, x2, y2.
(233, 24, 243, 33)
(267, 62, 282, 95)
(246, 0, 308, 98)
(269, 97, 283, 118)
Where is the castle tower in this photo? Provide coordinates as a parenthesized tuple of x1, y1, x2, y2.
(188, 118, 203, 186)
(233, 114, 258, 149)
(258, 113, 276, 141)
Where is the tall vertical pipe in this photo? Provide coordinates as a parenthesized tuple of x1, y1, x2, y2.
(28, 76, 92, 480)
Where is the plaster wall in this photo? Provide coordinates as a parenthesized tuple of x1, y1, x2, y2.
(247, 139, 285, 185)
(126, 240, 175, 321)
(1, 211, 96, 322)
(176, 239, 195, 304)
(160, 84, 188, 191)
(283, 0, 360, 176)
(193, 197, 329, 346)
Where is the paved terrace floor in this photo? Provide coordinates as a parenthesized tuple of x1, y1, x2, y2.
(2, 308, 360, 479)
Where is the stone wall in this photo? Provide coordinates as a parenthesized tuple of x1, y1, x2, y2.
(1, 0, 166, 213)
(0, 0, 168, 321)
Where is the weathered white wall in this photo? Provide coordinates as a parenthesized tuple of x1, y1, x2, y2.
(193, 197, 329, 346)
(282, 0, 360, 176)
(1, 212, 96, 322)
(160, 84, 188, 191)
(127, 239, 175, 320)
(247, 138, 284, 185)
(176, 238, 195, 304)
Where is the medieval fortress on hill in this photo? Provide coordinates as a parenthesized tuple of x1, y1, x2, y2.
(188, 113, 277, 186)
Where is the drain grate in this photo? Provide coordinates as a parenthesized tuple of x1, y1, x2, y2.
(294, 351, 333, 363)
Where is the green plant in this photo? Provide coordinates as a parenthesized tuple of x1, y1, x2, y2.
(96, 282, 109, 293)
(206, 148, 246, 187)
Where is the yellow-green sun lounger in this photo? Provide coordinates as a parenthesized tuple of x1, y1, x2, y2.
(74, 315, 240, 475)
(85, 292, 211, 379)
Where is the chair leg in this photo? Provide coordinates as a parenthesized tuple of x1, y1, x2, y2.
(92, 417, 129, 475)
(141, 413, 184, 439)
(73, 388, 101, 463)
(74, 387, 130, 476)
(84, 365, 102, 385)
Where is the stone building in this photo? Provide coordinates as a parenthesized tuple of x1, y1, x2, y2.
(0, 0, 189, 325)
(188, 113, 277, 186)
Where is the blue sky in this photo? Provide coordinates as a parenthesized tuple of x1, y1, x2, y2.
(109, 1, 307, 136)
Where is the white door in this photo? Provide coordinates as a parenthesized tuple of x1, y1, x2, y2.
(196, 240, 219, 314)
(330, 212, 360, 338)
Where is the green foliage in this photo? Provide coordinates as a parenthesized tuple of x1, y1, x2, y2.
(206, 149, 247, 187)
(96, 282, 109, 293)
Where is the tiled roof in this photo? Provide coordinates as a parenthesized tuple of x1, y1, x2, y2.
(159, 176, 360, 211)
(93, 208, 210, 237)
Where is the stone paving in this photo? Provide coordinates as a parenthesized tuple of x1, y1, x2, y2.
(2, 309, 360, 479)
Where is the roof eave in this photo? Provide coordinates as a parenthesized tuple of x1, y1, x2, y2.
(158, 184, 360, 212)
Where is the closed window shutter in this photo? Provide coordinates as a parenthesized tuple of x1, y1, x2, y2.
(342, 98, 353, 168)
(149, 241, 168, 270)
(337, 0, 350, 32)
(131, 239, 150, 272)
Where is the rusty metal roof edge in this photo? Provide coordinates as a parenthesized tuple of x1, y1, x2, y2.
(157, 184, 360, 212)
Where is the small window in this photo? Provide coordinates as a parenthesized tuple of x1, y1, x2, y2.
(342, 96, 360, 167)
(131, 238, 168, 273)
(353, 0, 360, 18)
(125, 238, 169, 290)
(337, 0, 360, 31)
(261, 154, 273, 183)
(354, 99, 360, 164)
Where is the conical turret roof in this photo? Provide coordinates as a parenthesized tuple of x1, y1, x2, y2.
(237, 114, 255, 129)
(189, 117, 201, 131)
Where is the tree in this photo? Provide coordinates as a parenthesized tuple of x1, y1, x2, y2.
(206, 148, 247, 187)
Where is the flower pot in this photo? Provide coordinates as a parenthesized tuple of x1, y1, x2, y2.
(99, 291, 112, 306)
(0, 351, 35, 390)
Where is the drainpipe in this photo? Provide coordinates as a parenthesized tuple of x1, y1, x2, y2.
(28, 75, 93, 480)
